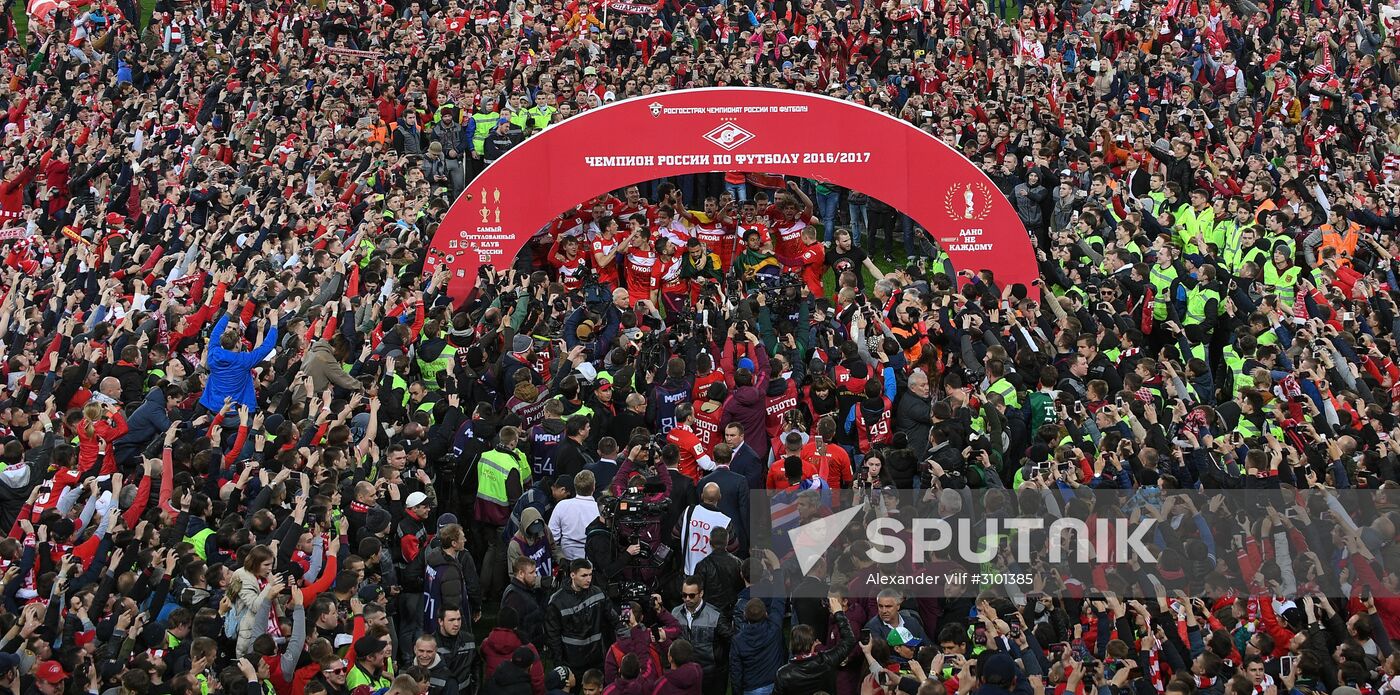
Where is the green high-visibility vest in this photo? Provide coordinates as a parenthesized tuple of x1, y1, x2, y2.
(1184, 286, 1221, 325)
(471, 109, 499, 154)
(1149, 263, 1178, 320)
(1224, 347, 1248, 395)
(987, 377, 1020, 410)
(1145, 191, 1165, 214)
(347, 665, 393, 693)
(1177, 205, 1216, 253)
(526, 105, 556, 130)
(478, 448, 530, 507)
(1263, 262, 1300, 308)
(185, 527, 215, 561)
(391, 374, 410, 407)
(1234, 415, 1262, 440)
(1218, 220, 1254, 270)
(417, 345, 458, 389)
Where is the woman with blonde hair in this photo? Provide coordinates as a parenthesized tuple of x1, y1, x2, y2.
(75, 400, 128, 476)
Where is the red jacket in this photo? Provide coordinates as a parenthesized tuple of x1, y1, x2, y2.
(76, 411, 129, 475)
(0, 167, 34, 216)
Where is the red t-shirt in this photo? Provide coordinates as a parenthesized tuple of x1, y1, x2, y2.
(766, 456, 817, 490)
(796, 242, 826, 297)
(667, 425, 708, 481)
(548, 240, 585, 292)
(625, 248, 658, 302)
(589, 233, 622, 288)
(769, 215, 809, 262)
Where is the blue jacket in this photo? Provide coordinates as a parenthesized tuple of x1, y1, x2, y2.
(116, 387, 171, 464)
(198, 315, 278, 411)
(730, 595, 786, 693)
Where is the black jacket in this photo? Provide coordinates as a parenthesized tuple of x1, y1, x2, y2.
(501, 578, 548, 645)
(695, 549, 744, 617)
(554, 437, 593, 479)
(426, 547, 484, 623)
(895, 391, 933, 460)
(773, 610, 855, 695)
(544, 581, 616, 672)
(488, 660, 535, 695)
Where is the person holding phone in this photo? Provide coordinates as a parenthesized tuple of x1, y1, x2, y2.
(75, 400, 129, 477)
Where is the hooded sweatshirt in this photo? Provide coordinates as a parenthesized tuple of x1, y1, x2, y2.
(508, 506, 562, 580)
(651, 662, 703, 695)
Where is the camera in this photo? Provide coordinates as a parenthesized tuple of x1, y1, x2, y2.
(601, 482, 671, 523)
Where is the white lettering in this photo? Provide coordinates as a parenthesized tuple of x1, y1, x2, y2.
(867, 518, 905, 563)
(1047, 517, 1093, 563)
(911, 519, 952, 562)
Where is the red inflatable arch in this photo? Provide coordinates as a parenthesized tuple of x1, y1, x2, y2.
(425, 87, 1038, 302)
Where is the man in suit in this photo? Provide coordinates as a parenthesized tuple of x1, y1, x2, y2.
(610, 392, 649, 444)
(661, 443, 697, 565)
(723, 422, 765, 490)
(698, 443, 750, 557)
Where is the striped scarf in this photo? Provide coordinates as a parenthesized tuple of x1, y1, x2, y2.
(1147, 635, 1165, 693)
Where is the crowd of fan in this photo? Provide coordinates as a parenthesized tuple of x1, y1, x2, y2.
(0, 0, 1398, 693)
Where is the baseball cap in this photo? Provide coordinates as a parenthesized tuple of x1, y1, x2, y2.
(36, 660, 67, 684)
(583, 66, 597, 75)
(405, 491, 429, 508)
(437, 513, 459, 531)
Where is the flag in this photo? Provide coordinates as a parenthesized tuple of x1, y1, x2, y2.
(747, 173, 786, 189)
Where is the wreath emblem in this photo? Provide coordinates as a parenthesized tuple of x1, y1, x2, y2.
(943, 182, 993, 221)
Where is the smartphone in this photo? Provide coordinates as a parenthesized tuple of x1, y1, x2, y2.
(1278, 655, 1295, 675)
(860, 628, 871, 643)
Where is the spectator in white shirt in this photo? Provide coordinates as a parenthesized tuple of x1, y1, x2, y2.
(550, 469, 601, 560)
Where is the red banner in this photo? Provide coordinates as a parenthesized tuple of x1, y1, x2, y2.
(746, 173, 787, 189)
(426, 88, 1039, 301)
(607, 1, 657, 13)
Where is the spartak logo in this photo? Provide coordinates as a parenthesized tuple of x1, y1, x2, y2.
(703, 122, 755, 150)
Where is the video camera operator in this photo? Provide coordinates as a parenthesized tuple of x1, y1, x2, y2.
(606, 594, 683, 683)
(584, 495, 635, 596)
(587, 470, 673, 600)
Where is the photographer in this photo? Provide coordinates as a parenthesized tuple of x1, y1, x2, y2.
(607, 596, 682, 684)
(585, 498, 637, 596)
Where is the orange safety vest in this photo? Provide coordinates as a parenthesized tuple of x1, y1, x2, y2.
(1319, 223, 1361, 259)
(1254, 198, 1277, 224)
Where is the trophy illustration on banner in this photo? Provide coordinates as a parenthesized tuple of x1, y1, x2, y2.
(479, 187, 490, 224)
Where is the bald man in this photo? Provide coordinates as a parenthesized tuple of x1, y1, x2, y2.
(679, 482, 732, 574)
(96, 377, 123, 405)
